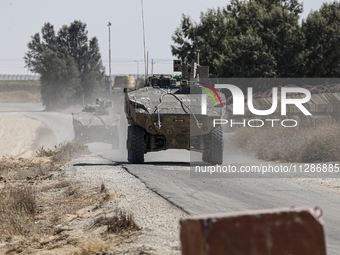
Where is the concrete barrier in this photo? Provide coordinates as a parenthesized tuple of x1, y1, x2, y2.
(180, 207, 326, 255)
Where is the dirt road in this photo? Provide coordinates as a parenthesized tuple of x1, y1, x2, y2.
(0, 103, 74, 158)
(0, 114, 43, 158)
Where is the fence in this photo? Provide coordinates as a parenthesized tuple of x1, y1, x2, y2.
(0, 74, 151, 81)
(0, 74, 148, 81)
(0, 74, 41, 81)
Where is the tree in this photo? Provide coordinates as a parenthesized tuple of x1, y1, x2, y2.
(301, 1, 340, 77)
(171, 9, 228, 76)
(39, 50, 80, 110)
(25, 21, 104, 110)
(171, 0, 303, 78)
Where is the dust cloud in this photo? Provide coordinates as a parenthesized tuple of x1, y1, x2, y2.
(222, 133, 261, 165)
(0, 91, 258, 164)
(32, 125, 58, 152)
(0, 99, 259, 165)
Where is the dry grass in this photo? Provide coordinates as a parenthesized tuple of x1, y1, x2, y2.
(36, 139, 90, 163)
(0, 134, 145, 255)
(41, 180, 72, 191)
(0, 139, 142, 254)
(100, 181, 107, 193)
(36, 146, 54, 157)
(0, 157, 54, 181)
(106, 210, 140, 233)
(75, 238, 111, 255)
(92, 210, 140, 234)
(0, 177, 141, 254)
(0, 184, 37, 236)
(0, 181, 128, 252)
(232, 122, 340, 162)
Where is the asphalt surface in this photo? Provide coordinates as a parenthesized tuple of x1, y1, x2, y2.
(98, 134, 340, 254)
(120, 163, 340, 254)
(3, 103, 340, 254)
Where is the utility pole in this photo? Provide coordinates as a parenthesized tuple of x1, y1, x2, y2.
(146, 51, 149, 79)
(135, 60, 139, 80)
(151, 59, 154, 75)
(197, 49, 200, 80)
(108, 22, 112, 93)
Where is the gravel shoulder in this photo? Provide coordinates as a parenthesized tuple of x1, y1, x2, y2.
(0, 154, 187, 255)
(66, 155, 187, 254)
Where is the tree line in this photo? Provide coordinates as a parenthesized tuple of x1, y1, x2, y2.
(171, 0, 340, 78)
(25, 21, 104, 110)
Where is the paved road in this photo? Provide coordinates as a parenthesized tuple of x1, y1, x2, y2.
(100, 135, 340, 255)
(119, 163, 340, 254)
(3, 103, 339, 254)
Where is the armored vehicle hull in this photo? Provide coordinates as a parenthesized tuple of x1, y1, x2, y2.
(124, 75, 226, 164)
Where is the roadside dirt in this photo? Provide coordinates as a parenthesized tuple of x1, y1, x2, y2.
(0, 91, 41, 103)
(0, 109, 186, 254)
(0, 114, 44, 158)
(0, 156, 186, 255)
(0, 82, 41, 103)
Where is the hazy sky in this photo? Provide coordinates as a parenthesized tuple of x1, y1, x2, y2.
(0, 0, 334, 76)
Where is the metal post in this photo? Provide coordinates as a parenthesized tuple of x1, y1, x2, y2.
(108, 22, 112, 93)
(151, 59, 154, 75)
(197, 50, 200, 80)
(136, 61, 139, 80)
(147, 51, 149, 79)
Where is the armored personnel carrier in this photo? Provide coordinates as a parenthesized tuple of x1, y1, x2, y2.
(124, 61, 226, 164)
(72, 99, 120, 148)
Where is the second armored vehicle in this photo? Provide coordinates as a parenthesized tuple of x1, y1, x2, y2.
(72, 99, 120, 148)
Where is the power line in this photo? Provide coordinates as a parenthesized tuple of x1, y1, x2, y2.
(102, 59, 173, 63)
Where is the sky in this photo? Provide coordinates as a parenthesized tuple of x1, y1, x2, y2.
(0, 0, 334, 76)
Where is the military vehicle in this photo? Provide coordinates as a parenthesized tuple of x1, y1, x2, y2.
(124, 61, 226, 164)
(113, 75, 135, 89)
(104, 75, 135, 97)
(72, 99, 120, 148)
